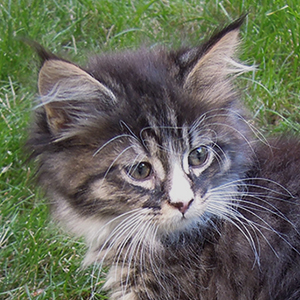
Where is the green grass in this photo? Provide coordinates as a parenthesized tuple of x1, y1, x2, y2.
(1, 0, 299, 299)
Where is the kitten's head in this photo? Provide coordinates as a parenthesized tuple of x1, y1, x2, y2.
(28, 17, 253, 261)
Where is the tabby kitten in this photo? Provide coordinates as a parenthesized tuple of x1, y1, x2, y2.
(28, 17, 300, 300)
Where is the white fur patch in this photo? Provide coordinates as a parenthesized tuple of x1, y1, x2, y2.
(169, 162, 193, 205)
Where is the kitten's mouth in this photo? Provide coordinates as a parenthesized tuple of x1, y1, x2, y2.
(180, 210, 193, 219)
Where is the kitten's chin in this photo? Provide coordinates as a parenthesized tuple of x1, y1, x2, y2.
(158, 218, 199, 239)
(157, 208, 204, 237)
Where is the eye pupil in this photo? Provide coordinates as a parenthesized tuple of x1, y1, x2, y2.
(188, 146, 209, 167)
(128, 162, 152, 180)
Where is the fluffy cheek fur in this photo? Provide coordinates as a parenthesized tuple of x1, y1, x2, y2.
(51, 172, 236, 260)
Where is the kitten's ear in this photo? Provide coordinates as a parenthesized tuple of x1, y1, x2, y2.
(38, 59, 116, 134)
(183, 17, 250, 95)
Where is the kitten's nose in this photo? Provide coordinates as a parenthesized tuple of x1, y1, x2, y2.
(170, 199, 194, 214)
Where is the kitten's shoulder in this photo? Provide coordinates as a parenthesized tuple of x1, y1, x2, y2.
(250, 135, 300, 194)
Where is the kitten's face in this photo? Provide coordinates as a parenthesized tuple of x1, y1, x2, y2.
(29, 20, 252, 257)
(79, 106, 246, 236)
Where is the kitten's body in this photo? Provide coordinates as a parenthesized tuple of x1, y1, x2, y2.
(28, 18, 300, 299)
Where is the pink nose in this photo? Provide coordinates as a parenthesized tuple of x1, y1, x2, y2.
(169, 199, 194, 214)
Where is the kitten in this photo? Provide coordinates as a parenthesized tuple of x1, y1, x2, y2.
(28, 16, 300, 300)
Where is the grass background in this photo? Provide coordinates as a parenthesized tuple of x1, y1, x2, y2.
(1, 0, 299, 299)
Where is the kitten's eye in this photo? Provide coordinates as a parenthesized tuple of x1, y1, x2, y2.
(188, 146, 210, 167)
(127, 162, 152, 180)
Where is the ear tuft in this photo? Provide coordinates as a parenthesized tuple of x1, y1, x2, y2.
(184, 17, 253, 95)
(38, 60, 114, 97)
(38, 60, 116, 134)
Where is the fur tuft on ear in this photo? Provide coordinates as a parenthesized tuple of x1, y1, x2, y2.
(38, 59, 116, 134)
(183, 16, 254, 98)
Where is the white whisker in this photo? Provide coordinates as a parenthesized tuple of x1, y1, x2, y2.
(93, 134, 136, 157)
